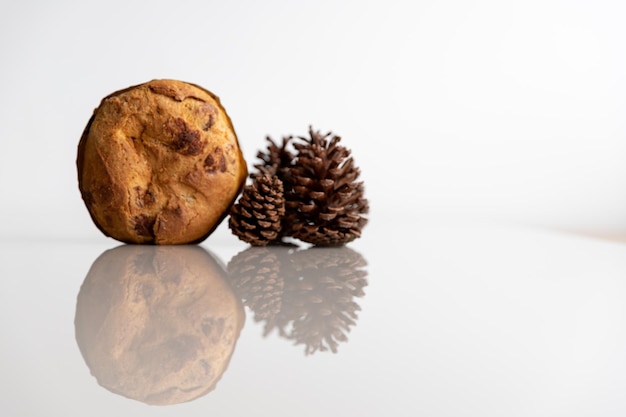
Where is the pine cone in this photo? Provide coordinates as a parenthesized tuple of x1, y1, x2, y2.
(253, 136, 294, 179)
(229, 174, 286, 246)
(285, 127, 369, 246)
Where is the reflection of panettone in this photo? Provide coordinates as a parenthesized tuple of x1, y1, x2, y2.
(77, 79, 247, 244)
(75, 245, 245, 405)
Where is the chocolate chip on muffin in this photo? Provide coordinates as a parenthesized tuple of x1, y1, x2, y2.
(77, 79, 247, 244)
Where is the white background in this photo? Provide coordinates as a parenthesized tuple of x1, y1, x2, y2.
(1, 0, 626, 238)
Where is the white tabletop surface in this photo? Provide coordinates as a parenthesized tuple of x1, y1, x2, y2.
(2, 216, 625, 416)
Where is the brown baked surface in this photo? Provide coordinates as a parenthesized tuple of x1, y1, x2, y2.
(74, 245, 245, 405)
(77, 79, 247, 244)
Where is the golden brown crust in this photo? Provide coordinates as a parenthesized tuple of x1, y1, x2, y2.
(74, 245, 245, 405)
(77, 79, 247, 244)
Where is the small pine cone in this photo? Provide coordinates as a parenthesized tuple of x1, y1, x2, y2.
(253, 136, 294, 179)
(229, 174, 286, 246)
(285, 127, 369, 246)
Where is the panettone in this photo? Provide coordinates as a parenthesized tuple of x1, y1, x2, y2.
(77, 79, 247, 244)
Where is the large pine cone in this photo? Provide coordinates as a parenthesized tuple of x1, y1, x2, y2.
(285, 128, 369, 246)
(228, 174, 286, 246)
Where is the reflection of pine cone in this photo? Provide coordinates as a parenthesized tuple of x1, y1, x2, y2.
(228, 174, 286, 246)
(287, 247, 368, 354)
(227, 247, 291, 321)
(285, 128, 369, 246)
(228, 246, 368, 354)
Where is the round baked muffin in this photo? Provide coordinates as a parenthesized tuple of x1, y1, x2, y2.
(77, 79, 247, 244)
(75, 245, 245, 405)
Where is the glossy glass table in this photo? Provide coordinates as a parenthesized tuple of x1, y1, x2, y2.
(2, 217, 625, 416)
